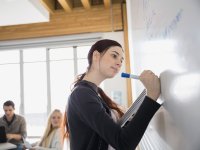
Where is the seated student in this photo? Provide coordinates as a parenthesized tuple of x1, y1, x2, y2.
(30, 109, 65, 150)
(0, 100, 27, 150)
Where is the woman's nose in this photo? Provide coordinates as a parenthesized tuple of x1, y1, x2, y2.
(116, 60, 122, 67)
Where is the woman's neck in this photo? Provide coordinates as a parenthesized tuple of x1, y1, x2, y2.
(83, 71, 104, 86)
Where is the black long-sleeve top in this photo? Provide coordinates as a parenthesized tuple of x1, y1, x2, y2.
(67, 80, 161, 150)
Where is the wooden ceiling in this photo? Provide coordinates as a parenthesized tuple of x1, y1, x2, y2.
(0, 0, 126, 41)
(40, 0, 123, 14)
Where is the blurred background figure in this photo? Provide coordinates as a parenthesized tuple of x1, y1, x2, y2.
(30, 109, 65, 150)
(0, 100, 27, 150)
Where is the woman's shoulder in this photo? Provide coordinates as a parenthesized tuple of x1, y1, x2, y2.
(70, 83, 98, 101)
(72, 80, 98, 94)
(53, 128, 63, 140)
(68, 83, 101, 111)
(54, 128, 62, 134)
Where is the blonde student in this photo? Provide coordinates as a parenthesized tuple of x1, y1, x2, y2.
(30, 109, 64, 150)
(65, 39, 161, 150)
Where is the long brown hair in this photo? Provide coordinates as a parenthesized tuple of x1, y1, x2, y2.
(66, 39, 124, 137)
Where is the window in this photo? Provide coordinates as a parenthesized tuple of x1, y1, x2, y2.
(0, 45, 91, 137)
(50, 47, 74, 112)
(23, 48, 47, 136)
(0, 50, 20, 115)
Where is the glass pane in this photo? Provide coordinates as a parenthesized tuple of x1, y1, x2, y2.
(50, 47, 73, 60)
(24, 62, 47, 136)
(50, 60, 74, 112)
(77, 46, 90, 58)
(0, 64, 20, 115)
(0, 50, 19, 64)
(77, 59, 88, 75)
(23, 48, 46, 62)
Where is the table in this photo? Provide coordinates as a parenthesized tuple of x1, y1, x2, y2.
(0, 142, 17, 150)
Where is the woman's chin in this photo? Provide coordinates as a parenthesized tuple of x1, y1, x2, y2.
(108, 73, 117, 78)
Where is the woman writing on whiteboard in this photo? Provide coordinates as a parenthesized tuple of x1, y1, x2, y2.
(66, 39, 161, 150)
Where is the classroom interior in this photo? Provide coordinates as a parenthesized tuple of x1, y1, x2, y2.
(0, 0, 131, 149)
(1, 0, 200, 150)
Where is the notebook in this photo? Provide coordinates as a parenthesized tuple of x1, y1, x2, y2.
(0, 126, 7, 143)
(118, 89, 147, 127)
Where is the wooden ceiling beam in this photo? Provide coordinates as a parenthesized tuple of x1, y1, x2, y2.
(58, 0, 73, 12)
(40, 0, 55, 14)
(0, 4, 123, 41)
(103, 0, 111, 8)
(81, 0, 91, 9)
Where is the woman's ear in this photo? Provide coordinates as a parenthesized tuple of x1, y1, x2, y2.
(92, 50, 100, 61)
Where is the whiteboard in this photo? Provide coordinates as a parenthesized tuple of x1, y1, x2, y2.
(126, 0, 200, 150)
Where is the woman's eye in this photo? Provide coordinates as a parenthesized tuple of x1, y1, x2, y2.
(112, 54, 117, 59)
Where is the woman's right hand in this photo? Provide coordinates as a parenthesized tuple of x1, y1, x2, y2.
(139, 70, 161, 101)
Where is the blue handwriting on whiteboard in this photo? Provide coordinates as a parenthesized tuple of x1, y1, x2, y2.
(148, 9, 183, 39)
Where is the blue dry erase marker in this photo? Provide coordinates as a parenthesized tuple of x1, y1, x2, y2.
(121, 72, 139, 80)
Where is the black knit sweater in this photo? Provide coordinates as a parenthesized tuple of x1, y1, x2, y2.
(67, 80, 161, 150)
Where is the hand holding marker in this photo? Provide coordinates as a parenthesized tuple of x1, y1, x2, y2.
(122, 72, 163, 104)
(121, 72, 139, 80)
